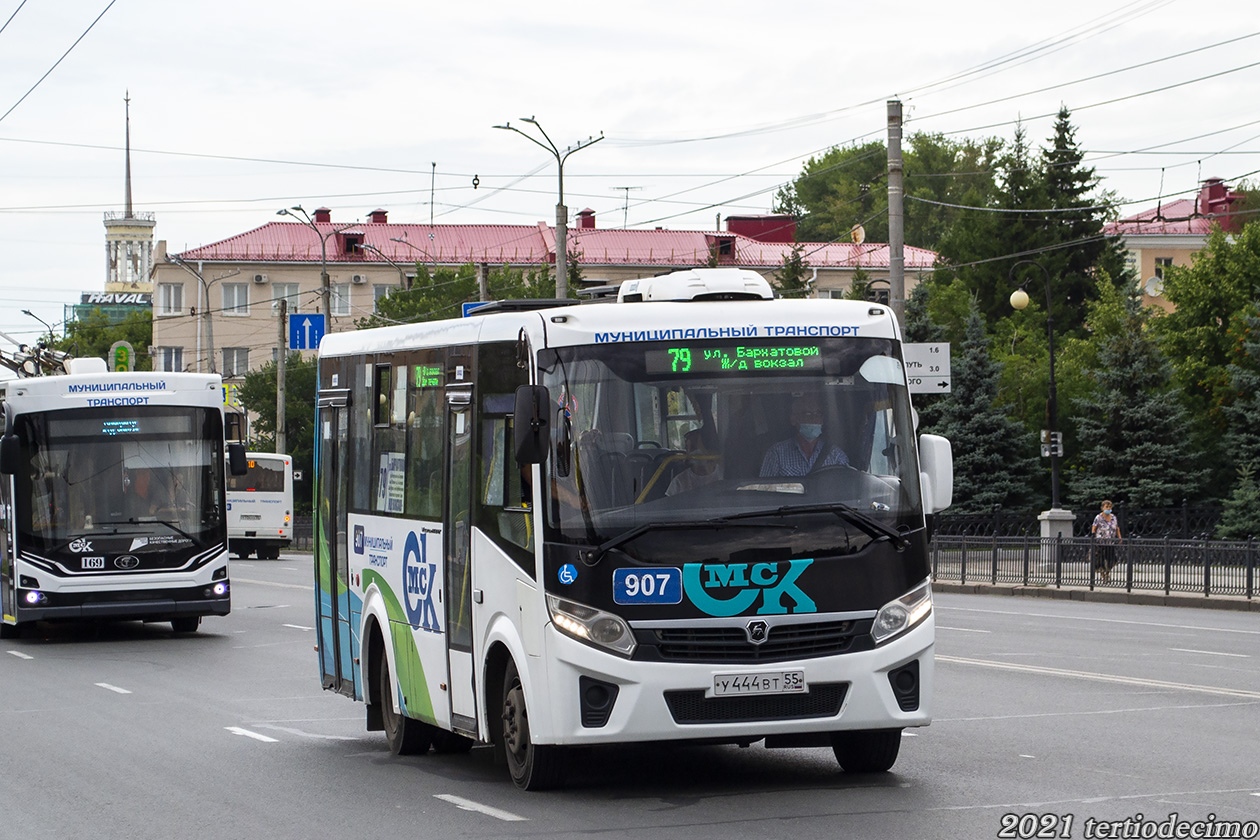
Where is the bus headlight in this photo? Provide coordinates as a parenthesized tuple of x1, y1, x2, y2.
(546, 594, 636, 657)
(871, 581, 932, 645)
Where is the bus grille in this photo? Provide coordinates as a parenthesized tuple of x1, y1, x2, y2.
(644, 620, 866, 663)
(664, 683, 847, 724)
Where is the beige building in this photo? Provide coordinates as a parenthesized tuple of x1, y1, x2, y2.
(149, 208, 936, 384)
(1105, 178, 1244, 313)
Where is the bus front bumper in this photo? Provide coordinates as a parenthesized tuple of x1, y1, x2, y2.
(15, 581, 231, 623)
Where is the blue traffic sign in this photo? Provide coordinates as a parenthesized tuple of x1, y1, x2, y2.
(288, 314, 326, 350)
(462, 301, 493, 317)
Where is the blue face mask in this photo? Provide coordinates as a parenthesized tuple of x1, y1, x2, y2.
(798, 423, 823, 441)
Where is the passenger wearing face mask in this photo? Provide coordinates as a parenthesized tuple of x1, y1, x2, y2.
(759, 393, 849, 477)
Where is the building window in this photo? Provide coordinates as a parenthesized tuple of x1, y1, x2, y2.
(373, 284, 395, 314)
(271, 282, 300, 315)
(223, 283, 249, 316)
(1154, 257, 1173, 279)
(331, 283, 351, 317)
(157, 282, 184, 316)
(153, 346, 184, 372)
(222, 347, 249, 378)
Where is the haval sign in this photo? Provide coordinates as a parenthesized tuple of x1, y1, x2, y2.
(80, 292, 152, 305)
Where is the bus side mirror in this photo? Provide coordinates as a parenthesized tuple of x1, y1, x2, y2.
(0, 434, 19, 476)
(918, 434, 953, 514)
(513, 385, 550, 465)
(227, 443, 249, 476)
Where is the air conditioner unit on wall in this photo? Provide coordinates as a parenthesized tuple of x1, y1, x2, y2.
(253, 273, 269, 284)
(351, 274, 367, 285)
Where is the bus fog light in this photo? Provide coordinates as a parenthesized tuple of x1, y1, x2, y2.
(210, 582, 229, 597)
(24, 590, 45, 605)
(871, 581, 932, 645)
(547, 594, 635, 657)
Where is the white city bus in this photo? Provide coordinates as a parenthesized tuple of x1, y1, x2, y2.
(0, 358, 246, 637)
(227, 452, 294, 559)
(314, 269, 952, 789)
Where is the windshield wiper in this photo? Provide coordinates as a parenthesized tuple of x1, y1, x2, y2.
(717, 503, 909, 549)
(581, 519, 791, 566)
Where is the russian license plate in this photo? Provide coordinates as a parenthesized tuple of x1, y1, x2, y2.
(713, 670, 806, 697)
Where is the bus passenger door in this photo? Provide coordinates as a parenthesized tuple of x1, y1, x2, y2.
(445, 390, 477, 734)
(316, 393, 354, 697)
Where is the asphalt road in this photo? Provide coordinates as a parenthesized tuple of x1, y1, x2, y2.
(2, 557, 1257, 840)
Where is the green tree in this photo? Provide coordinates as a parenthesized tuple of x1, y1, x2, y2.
(774, 141, 888, 244)
(844, 267, 872, 300)
(1216, 462, 1260, 539)
(53, 308, 153, 370)
(239, 352, 317, 513)
(359, 262, 561, 329)
(1068, 280, 1204, 508)
(931, 301, 1039, 512)
(772, 242, 810, 298)
(1155, 222, 1260, 427)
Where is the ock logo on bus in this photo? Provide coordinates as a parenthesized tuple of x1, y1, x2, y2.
(402, 531, 442, 634)
(682, 559, 817, 617)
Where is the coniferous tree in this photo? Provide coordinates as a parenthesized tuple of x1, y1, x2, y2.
(931, 301, 1039, 512)
(903, 281, 946, 432)
(1219, 308, 1260, 511)
(1216, 462, 1260, 540)
(1069, 281, 1204, 508)
(772, 243, 810, 298)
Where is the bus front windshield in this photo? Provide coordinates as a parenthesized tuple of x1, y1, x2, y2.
(539, 337, 924, 552)
(14, 407, 227, 548)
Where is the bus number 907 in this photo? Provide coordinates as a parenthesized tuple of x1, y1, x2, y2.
(613, 567, 683, 605)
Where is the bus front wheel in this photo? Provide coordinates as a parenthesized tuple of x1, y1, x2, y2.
(500, 659, 564, 790)
(831, 729, 902, 773)
(381, 653, 431, 756)
(171, 617, 200, 634)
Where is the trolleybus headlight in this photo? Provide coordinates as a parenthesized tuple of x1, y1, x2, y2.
(871, 581, 932, 645)
(546, 594, 636, 657)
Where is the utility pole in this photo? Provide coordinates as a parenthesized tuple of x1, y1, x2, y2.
(886, 99, 906, 326)
(494, 117, 603, 300)
(276, 300, 287, 455)
(478, 263, 489, 302)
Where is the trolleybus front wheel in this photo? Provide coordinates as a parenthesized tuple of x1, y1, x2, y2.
(831, 728, 902, 773)
(500, 659, 564, 790)
(171, 617, 200, 634)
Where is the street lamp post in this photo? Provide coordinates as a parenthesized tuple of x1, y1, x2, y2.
(493, 117, 603, 301)
(169, 255, 240, 374)
(277, 206, 356, 318)
(358, 242, 411, 291)
(1010, 259, 1073, 548)
(20, 309, 54, 376)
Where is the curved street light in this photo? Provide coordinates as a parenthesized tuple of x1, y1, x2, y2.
(493, 117, 603, 300)
(1009, 259, 1062, 511)
(277, 205, 358, 318)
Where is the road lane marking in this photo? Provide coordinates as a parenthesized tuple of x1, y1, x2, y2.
(434, 794, 527, 822)
(225, 726, 279, 743)
(1170, 647, 1249, 658)
(938, 655, 1260, 699)
(257, 724, 356, 741)
(95, 683, 132, 694)
(938, 604, 1260, 636)
(6, 650, 34, 660)
(937, 625, 991, 633)
(282, 624, 313, 631)
(231, 577, 310, 591)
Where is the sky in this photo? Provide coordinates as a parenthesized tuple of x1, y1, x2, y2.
(1, 0, 1257, 350)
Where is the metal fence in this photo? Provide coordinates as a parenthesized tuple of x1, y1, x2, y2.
(935, 502, 1224, 540)
(931, 534, 1258, 599)
(292, 515, 314, 551)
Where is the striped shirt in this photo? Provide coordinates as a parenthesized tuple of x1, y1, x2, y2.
(759, 438, 849, 477)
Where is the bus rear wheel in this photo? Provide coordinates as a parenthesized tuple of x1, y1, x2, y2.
(171, 617, 200, 633)
(500, 659, 564, 791)
(831, 729, 902, 773)
(380, 653, 431, 756)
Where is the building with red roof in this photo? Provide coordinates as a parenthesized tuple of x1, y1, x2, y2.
(149, 208, 935, 379)
(1104, 178, 1243, 311)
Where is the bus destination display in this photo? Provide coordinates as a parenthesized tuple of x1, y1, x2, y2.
(644, 342, 824, 374)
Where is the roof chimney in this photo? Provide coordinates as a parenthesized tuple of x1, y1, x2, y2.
(1198, 178, 1240, 233)
(314, 207, 332, 224)
(577, 208, 596, 229)
(725, 214, 796, 243)
(368, 208, 388, 224)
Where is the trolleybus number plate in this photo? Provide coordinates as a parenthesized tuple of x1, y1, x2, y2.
(713, 670, 806, 697)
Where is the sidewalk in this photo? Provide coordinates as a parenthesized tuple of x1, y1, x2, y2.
(933, 579, 1260, 612)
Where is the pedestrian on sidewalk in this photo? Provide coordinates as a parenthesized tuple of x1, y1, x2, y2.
(1090, 500, 1123, 582)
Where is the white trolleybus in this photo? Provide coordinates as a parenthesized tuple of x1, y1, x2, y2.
(314, 268, 952, 790)
(0, 358, 247, 637)
(227, 452, 294, 559)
